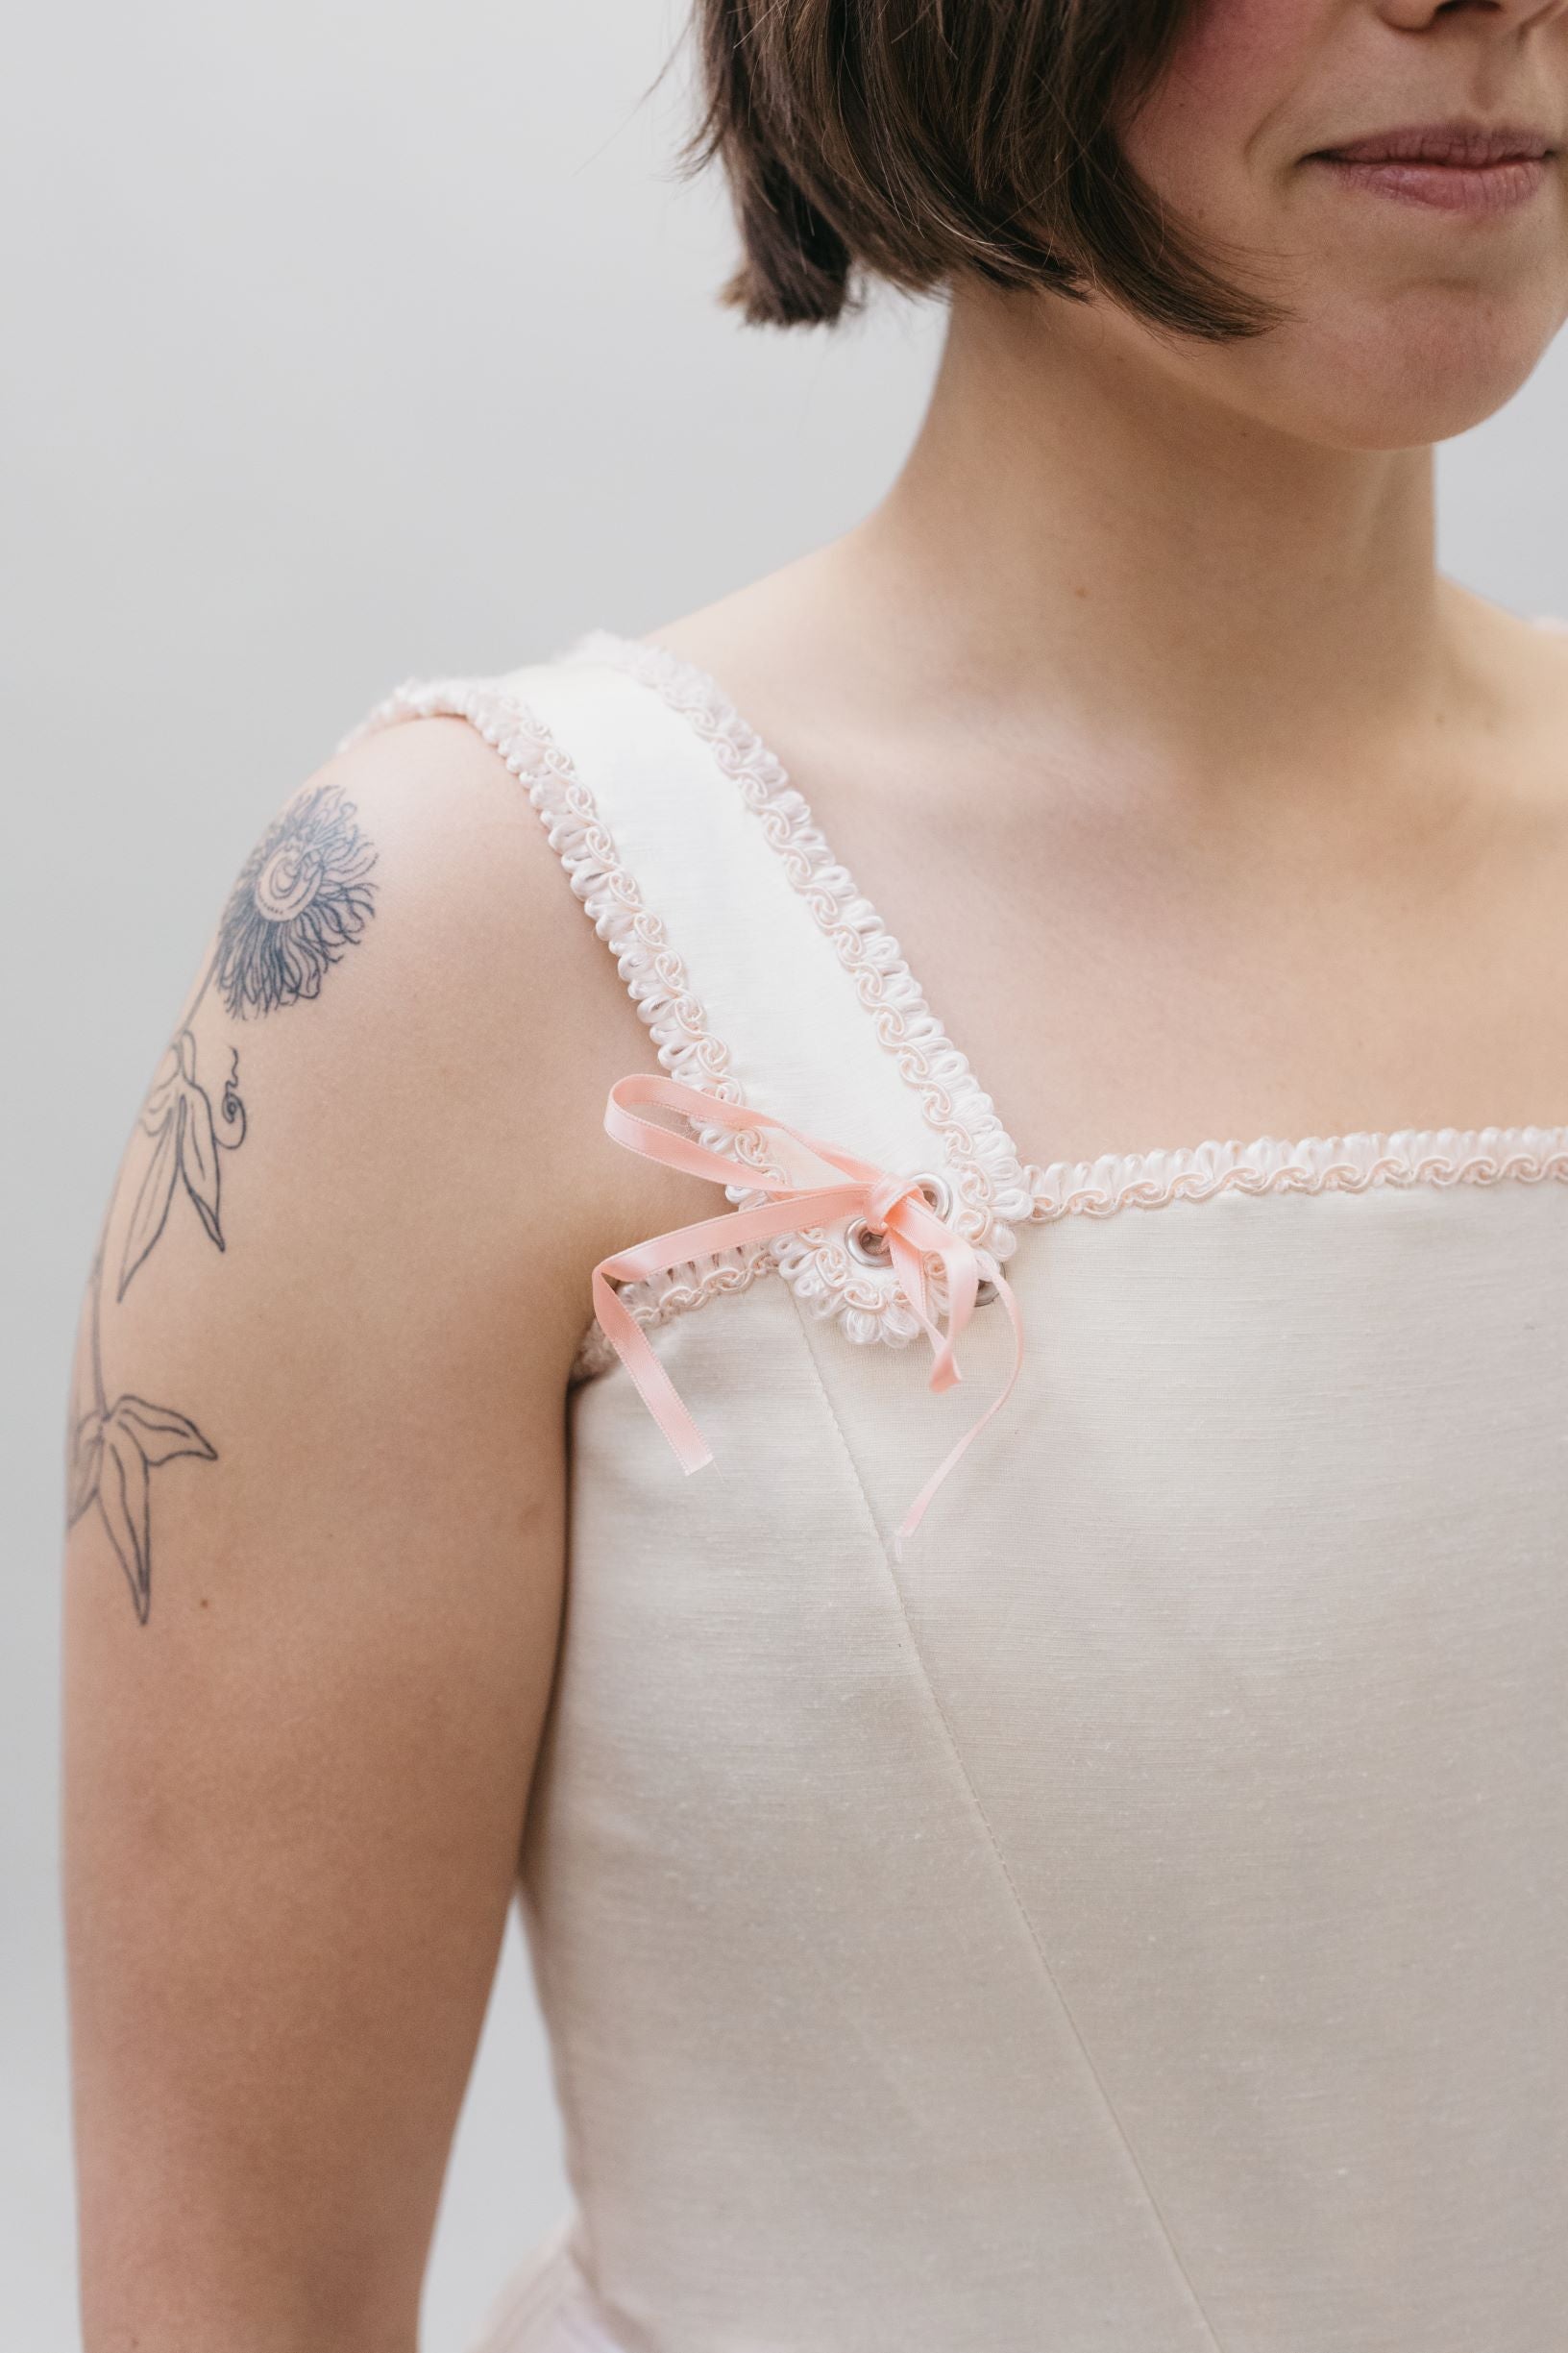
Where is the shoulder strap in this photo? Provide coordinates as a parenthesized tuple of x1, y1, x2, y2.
(521, 637, 955, 1173)
(347, 632, 1031, 1360)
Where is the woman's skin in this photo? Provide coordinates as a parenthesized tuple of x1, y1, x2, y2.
(63, 2, 1568, 2346)
(652, 0, 1568, 1173)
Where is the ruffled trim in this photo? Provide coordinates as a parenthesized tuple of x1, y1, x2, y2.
(571, 632, 1039, 1300)
(1028, 1125, 1568, 1220)
(347, 657, 1568, 1378)
(568, 630, 1568, 1238)
(344, 676, 799, 1383)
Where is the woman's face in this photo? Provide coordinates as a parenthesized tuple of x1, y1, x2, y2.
(1113, 0, 1568, 448)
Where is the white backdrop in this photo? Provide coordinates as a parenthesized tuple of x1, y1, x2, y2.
(5, 6, 1566, 2346)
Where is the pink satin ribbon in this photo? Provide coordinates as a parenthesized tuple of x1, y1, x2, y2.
(590, 1072, 1026, 1559)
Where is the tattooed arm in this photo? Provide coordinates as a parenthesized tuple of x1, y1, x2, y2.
(61, 712, 676, 2351)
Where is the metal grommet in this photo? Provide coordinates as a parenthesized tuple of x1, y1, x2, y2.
(845, 1168, 953, 1266)
(974, 1277, 999, 1307)
(913, 1169, 952, 1221)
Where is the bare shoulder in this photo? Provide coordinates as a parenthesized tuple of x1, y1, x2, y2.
(314, 706, 715, 1249)
(65, 697, 674, 1635)
(266, 707, 647, 1256)
(195, 701, 684, 1317)
(641, 546, 864, 740)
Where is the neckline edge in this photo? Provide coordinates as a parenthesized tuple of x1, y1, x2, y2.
(560, 624, 1568, 1217)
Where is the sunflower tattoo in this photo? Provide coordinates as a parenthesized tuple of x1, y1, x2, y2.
(71, 779, 380, 1621)
(216, 782, 379, 1017)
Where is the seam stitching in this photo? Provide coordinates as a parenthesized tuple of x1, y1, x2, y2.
(784, 1286, 1230, 2352)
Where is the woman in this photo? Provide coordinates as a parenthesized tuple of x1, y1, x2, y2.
(63, 2, 1568, 2347)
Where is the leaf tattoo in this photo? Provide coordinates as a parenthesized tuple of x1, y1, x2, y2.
(118, 1030, 247, 1300)
(68, 1385, 217, 1626)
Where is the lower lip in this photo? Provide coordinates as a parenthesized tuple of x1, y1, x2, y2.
(1307, 155, 1552, 214)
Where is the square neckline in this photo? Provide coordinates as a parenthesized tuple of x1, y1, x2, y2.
(567, 625, 1568, 1233)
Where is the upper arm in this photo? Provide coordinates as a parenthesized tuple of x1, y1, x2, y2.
(61, 713, 606, 2350)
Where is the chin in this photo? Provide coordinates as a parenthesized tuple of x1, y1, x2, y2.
(1235, 283, 1568, 450)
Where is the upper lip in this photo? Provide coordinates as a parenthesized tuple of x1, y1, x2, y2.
(1311, 121, 1556, 166)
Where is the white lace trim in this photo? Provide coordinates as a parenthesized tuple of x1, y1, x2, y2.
(344, 676, 801, 1383)
(347, 652, 1568, 1379)
(1028, 1126, 1568, 1219)
(571, 631, 1038, 1306)
(572, 628, 1568, 1233)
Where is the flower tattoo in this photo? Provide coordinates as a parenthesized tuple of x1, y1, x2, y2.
(215, 782, 378, 1018)
(70, 780, 380, 1620)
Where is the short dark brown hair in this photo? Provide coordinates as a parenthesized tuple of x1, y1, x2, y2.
(677, 1, 1276, 341)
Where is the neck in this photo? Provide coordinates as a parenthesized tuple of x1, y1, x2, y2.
(845, 284, 1464, 785)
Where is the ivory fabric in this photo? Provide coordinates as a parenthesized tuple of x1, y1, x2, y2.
(356, 635, 1568, 2353)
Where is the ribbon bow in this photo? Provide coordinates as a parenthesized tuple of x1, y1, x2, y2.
(590, 1072, 1025, 1559)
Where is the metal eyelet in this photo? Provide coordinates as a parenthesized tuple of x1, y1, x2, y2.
(914, 1169, 952, 1221)
(974, 1277, 999, 1307)
(845, 1169, 952, 1266)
